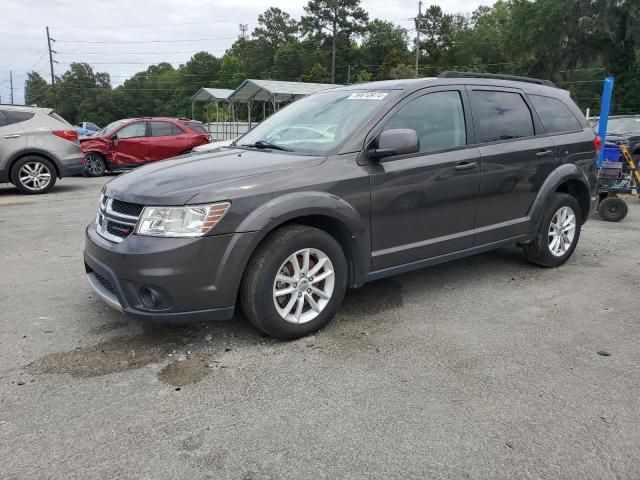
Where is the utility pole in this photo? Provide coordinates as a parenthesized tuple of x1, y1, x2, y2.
(415, 1, 422, 78)
(239, 24, 248, 39)
(9, 70, 14, 104)
(46, 26, 56, 106)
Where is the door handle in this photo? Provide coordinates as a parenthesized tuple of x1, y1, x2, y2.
(536, 150, 553, 157)
(454, 161, 477, 171)
(3, 134, 21, 139)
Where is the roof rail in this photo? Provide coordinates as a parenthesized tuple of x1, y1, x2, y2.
(438, 71, 556, 87)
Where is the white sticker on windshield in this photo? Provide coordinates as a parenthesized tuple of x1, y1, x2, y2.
(348, 92, 388, 100)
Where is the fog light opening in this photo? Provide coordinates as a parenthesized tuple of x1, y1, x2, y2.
(140, 286, 162, 308)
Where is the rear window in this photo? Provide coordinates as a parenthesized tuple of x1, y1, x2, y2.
(150, 121, 176, 137)
(49, 112, 72, 127)
(2, 110, 35, 126)
(470, 90, 535, 143)
(530, 95, 582, 133)
(184, 123, 208, 134)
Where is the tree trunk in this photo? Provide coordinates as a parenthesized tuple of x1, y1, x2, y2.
(331, 20, 337, 83)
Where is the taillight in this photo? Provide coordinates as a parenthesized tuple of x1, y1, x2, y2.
(52, 130, 78, 143)
(594, 135, 602, 151)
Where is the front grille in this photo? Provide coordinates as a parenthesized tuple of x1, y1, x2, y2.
(111, 199, 144, 217)
(96, 194, 143, 243)
(106, 220, 134, 238)
(93, 271, 115, 294)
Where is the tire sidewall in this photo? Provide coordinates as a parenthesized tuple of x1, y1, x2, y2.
(10, 156, 57, 194)
(250, 229, 347, 339)
(599, 197, 627, 222)
(535, 193, 582, 266)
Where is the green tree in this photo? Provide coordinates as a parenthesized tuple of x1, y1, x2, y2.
(301, 0, 369, 83)
(301, 63, 331, 82)
(24, 72, 51, 106)
(253, 7, 299, 48)
(361, 20, 409, 75)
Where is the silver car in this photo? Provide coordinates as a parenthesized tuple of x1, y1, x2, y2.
(0, 105, 84, 194)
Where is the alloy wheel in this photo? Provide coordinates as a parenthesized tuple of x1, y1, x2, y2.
(272, 248, 335, 324)
(85, 154, 104, 176)
(548, 206, 576, 257)
(18, 161, 52, 192)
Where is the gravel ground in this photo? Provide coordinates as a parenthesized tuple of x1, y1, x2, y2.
(1, 176, 639, 480)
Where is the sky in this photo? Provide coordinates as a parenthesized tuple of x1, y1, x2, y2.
(0, 0, 495, 104)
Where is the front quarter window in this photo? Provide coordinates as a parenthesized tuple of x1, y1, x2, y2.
(238, 90, 393, 155)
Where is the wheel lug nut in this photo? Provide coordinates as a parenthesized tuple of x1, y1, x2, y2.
(307, 289, 311, 293)
(308, 277, 313, 282)
(293, 283, 297, 288)
(298, 292, 302, 297)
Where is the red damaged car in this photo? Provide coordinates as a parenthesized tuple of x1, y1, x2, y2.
(80, 117, 211, 176)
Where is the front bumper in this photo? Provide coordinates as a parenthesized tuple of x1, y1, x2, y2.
(84, 222, 260, 323)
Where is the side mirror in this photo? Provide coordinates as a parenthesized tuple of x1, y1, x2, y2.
(369, 129, 420, 160)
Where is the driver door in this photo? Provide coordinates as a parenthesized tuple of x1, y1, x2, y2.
(369, 88, 481, 270)
(112, 121, 148, 167)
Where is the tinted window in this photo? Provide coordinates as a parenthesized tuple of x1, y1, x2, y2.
(185, 123, 207, 134)
(150, 122, 176, 137)
(117, 122, 146, 139)
(87, 123, 99, 131)
(0, 110, 7, 128)
(530, 95, 582, 133)
(6, 111, 35, 125)
(470, 91, 534, 143)
(384, 91, 466, 153)
(172, 123, 184, 135)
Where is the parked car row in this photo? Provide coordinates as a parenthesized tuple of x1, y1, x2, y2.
(0, 106, 212, 194)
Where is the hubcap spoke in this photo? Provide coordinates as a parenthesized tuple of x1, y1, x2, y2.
(548, 206, 576, 257)
(273, 248, 336, 325)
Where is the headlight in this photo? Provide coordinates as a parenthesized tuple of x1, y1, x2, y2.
(135, 202, 230, 238)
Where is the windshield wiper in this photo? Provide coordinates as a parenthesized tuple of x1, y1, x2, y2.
(240, 140, 292, 152)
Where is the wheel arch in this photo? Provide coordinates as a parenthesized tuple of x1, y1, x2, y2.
(529, 164, 593, 227)
(9, 150, 61, 179)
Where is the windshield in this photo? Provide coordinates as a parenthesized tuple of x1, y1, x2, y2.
(599, 117, 640, 135)
(96, 120, 127, 137)
(237, 90, 393, 154)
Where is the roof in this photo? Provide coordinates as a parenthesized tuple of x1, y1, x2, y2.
(191, 87, 235, 102)
(230, 79, 342, 102)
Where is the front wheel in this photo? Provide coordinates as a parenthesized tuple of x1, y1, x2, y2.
(83, 153, 106, 177)
(241, 225, 347, 339)
(524, 193, 581, 267)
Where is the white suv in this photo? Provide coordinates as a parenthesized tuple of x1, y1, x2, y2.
(0, 105, 83, 194)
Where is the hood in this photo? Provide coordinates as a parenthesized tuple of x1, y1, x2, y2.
(103, 148, 325, 205)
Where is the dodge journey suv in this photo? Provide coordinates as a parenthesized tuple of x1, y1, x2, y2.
(84, 72, 598, 339)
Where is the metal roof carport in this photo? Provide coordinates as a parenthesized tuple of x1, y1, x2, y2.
(229, 79, 341, 128)
(190, 88, 234, 119)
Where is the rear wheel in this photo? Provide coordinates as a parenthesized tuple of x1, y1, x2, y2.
(241, 225, 347, 339)
(83, 153, 106, 177)
(598, 196, 628, 222)
(10, 156, 57, 194)
(524, 193, 581, 267)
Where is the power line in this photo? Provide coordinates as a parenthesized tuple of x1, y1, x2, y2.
(56, 36, 238, 44)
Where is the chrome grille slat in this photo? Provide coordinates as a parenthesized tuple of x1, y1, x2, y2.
(96, 195, 143, 243)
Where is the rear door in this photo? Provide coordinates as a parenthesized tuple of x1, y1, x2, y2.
(0, 110, 30, 175)
(112, 121, 148, 166)
(469, 87, 555, 244)
(147, 121, 187, 161)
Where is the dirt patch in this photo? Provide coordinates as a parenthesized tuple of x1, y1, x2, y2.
(29, 327, 190, 377)
(340, 278, 404, 317)
(158, 357, 214, 386)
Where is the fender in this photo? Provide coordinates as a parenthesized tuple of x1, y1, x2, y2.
(528, 163, 593, 228)
(234, 191, 370, 286)
(2, 148, 63, 180)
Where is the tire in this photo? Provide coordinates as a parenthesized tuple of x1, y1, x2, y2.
(524, 192, 582, 267)
(241, 225, 348, 339)
(83, 153, 106, 177)
(598, 196, 628, 222)
(10, 156, 57, 194)
(181, 149, 193, 155)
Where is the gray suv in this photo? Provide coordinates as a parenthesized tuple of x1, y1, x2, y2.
(84, 73, 598, 339)
(0, 105, 84, 194)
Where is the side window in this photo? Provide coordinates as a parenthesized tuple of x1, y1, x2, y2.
(6, 111, 35, 125)
(470, 91, 534, 143)
(116, 122, 146, 139)
(87, 123, 99, 131)
(150, 121, 176, 137)
(0, 110, 7, 128)
(529, 94, 582, 133)
(171, 123, 184, 135)
(384, 91, 467, 153)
